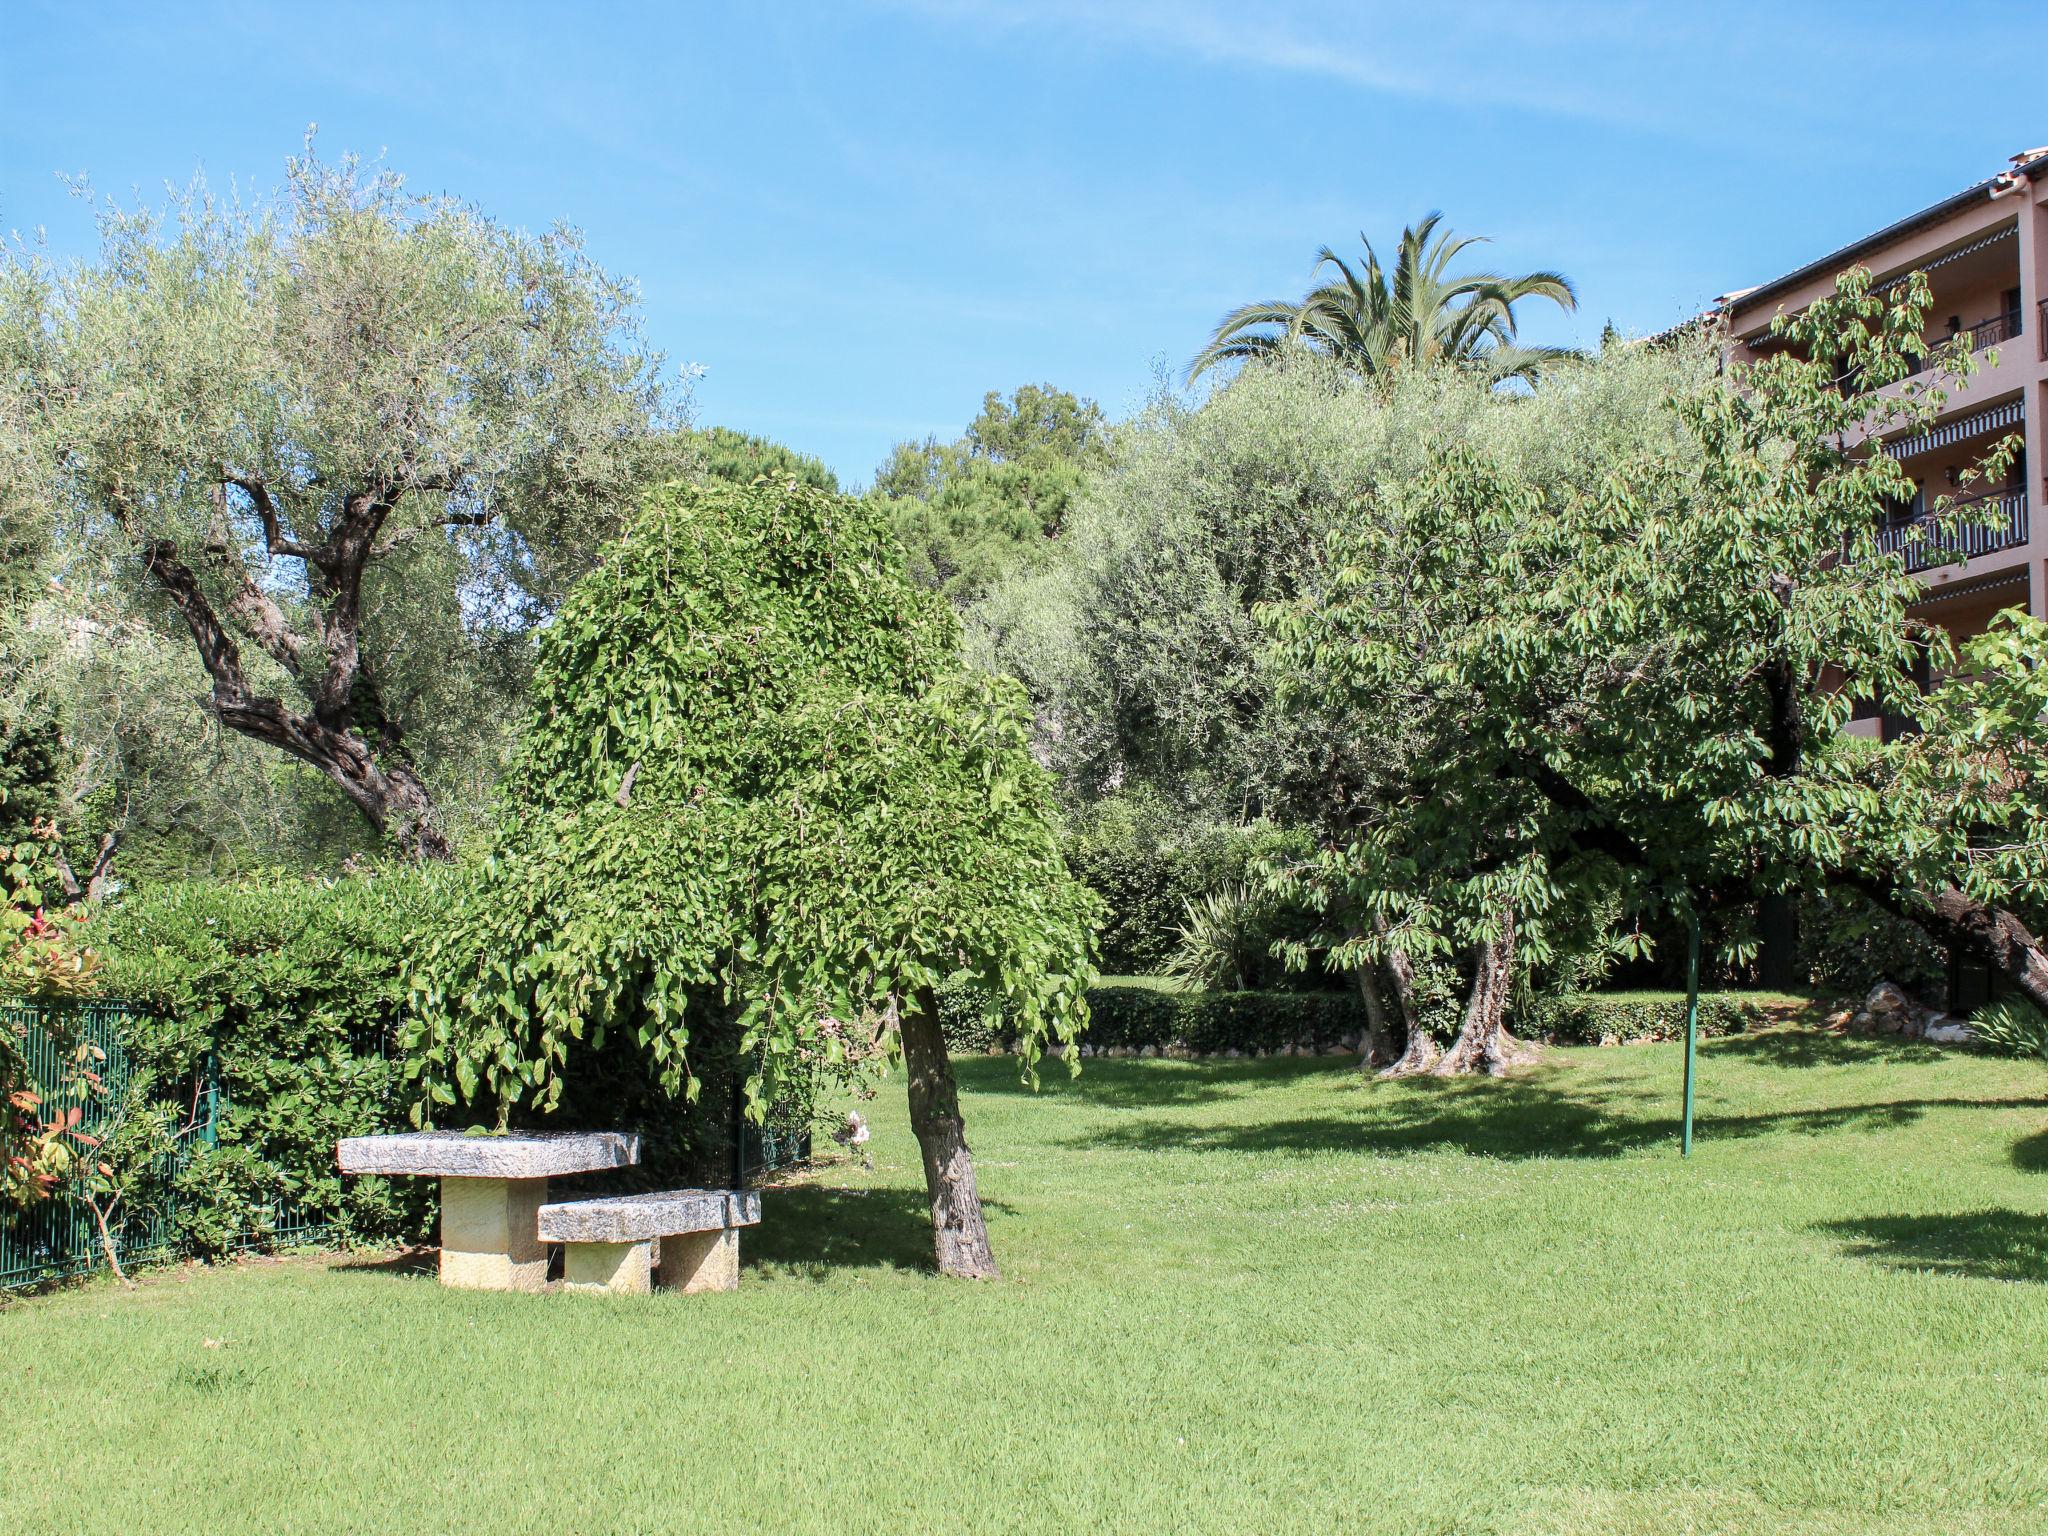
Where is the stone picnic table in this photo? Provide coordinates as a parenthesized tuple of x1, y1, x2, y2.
(336, 1130, 640, 1292)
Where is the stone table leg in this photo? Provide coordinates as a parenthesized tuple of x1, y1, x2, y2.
(438, 1175, 549, 1291)
(658, 1228, 740, 1293)
(562, 1240, 653, 1295)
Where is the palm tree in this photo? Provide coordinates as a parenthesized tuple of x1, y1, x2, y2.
(1189, 213, 1580, 385)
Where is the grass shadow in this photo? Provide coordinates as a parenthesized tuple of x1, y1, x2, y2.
(1054, 1045, 2046, 1163)
(1819, 1208, 2048, 1283)
(2012, 1128, 2048, 1174)
(953, 1054, 1252, 1110)
(747, 1184, 1017, 1279)
(328, 1247, 437, 1279)
(1706, 1031, 1947, 1068)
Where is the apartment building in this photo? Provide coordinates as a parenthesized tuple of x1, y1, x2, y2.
(1719, 146, 2048, 739)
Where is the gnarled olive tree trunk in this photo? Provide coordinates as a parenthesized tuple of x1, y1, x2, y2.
(899, 990, 999, 1280)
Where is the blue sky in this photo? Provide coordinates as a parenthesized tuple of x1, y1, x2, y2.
(5, 1, 2043, 486)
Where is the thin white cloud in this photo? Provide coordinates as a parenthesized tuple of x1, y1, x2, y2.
(874, 0, 2015, 145)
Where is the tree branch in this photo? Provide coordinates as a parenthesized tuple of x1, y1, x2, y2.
(370, 508, 494, 559)
(221, 470, 314, 560)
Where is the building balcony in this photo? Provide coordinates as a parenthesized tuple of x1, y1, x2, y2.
(1875, 488, 2029, 573)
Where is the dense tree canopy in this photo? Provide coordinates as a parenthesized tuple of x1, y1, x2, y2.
(682, 425, 840, 493)
(872, 384, 1108, 605)
(1265, 271, 2047, 1069)
(0, 143, 679, 861)
(412, 476, 1097, 1276)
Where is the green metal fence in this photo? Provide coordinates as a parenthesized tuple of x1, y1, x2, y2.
(0, 1002, 344, 1289)
(1, 1002, 185, 1288)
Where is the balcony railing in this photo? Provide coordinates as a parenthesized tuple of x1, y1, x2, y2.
(1874, 489, 2029, 573)
(1905, 308, 2023, 378)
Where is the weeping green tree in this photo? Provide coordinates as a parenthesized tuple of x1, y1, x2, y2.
(410, 476, 1098, 1278)
(1189, 213, 1578, 385)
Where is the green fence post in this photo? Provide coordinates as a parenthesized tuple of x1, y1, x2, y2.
(1682, 911, 1700, 1157)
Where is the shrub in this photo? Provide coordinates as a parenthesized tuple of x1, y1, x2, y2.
(1522, 991, 1766, 1046)
(1061, 797, 1320, 981)
(96, 872, 444, 1247)
(1162, 882, 1275, 993)
(1085, 984, 1364, 1054)
(1797, 888, 1946, 998)
(93, 870, 804, 1252)
(1969, 998, 2048, 1062)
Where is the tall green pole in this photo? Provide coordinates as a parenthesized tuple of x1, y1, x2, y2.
(1682, 911, 1701, 1157)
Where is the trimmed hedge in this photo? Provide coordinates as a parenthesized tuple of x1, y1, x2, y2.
(93, 873, 802, 1258)
(96, 873, 443, 1252)
(1084, 984, 1364, 1054)
(1521, 991, 1766, 1046)
(942, 979, 1365, 1057)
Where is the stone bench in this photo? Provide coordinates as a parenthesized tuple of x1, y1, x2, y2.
(338, 1130, 641, 1293)
(537, 1189, 762, 1296)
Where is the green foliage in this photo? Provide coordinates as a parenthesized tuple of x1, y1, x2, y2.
(95, 874, 443, 1245)
(1797, 887, 1946, 998)
(1081, 984, 1362, 1055)
(1190, 213, 1579, 384)
(1060, 797, 1310, 975)
(1967, 997, 2048, 1062)
(872, 384, 1108, 605)
(0, 140, 678, 856)
(682, 425, 839, 493)
(1162, 883, 1276, 994)
(412, 476, 1098, 1127)
(1262, 269, 2013, 993)
(1521, 991, 1766, 1046)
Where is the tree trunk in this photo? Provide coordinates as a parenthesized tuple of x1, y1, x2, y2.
(1433, 909, 1529, 1077)
(1844, 875, 2048, 1016)
(138, 534, 452, 861)
(899, 990, 1000, 1280)
(1353, 962, 1397, 1070)
(1374, 915, 1441, 1077)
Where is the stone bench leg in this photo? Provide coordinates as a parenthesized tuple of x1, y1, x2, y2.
(562, 1239, 653, 1295)
(439, 1175, 549, 1292)
(658, 1228, 740, 1293)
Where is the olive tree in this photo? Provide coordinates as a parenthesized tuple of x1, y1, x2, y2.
(0, 143, 677, 859)
(411, 477, 1097, 1278)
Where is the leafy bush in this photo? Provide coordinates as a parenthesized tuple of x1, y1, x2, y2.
(1061, 797, 1316, 979)
(92, 869, 802, 1252)
(1162, 883, 1275, 993)
(1797, 888, 1946, 998)
(1522, 991, 1766, 1046)
(96, 872, 444, 1247)
(1968, 998, 2048, 1062)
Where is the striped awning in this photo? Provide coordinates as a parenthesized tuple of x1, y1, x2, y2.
(1884, 396, 2025, 459)
(1873, 224, 2017, 294)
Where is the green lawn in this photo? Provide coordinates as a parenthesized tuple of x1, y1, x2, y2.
(6, 1030, 2047, 1535)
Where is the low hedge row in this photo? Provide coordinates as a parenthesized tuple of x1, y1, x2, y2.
(943, 981, 1768, 1057)
(941, 980, 1363, 1057)
(1520, 991, 1766, 1046)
